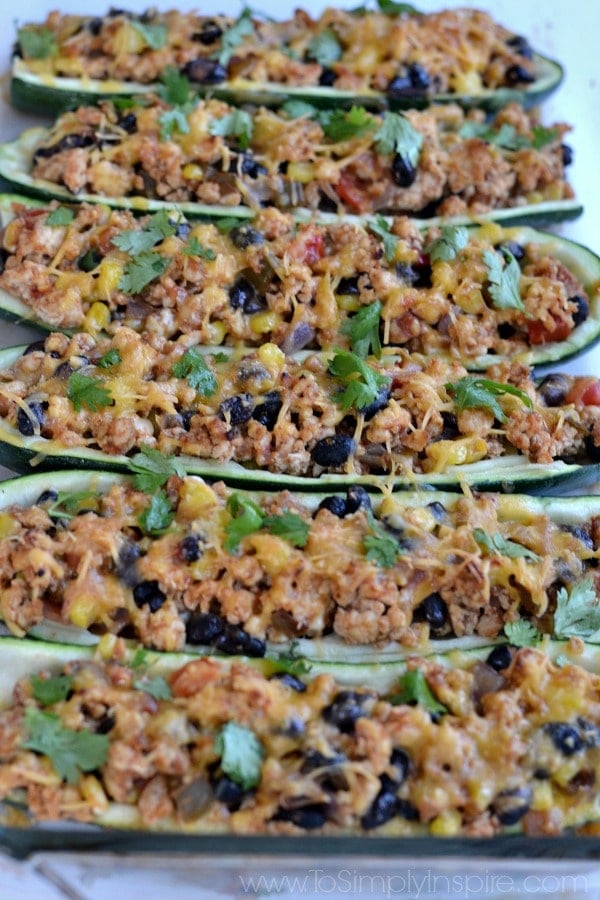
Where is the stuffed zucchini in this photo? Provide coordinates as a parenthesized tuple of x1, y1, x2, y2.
(0, 97, 581, 227)
(10, 6, 564, 115)
(0, 468, 599, 657)
(0, 334, 598, 493)
(0, 636, 600, 837)
(0, 197, 597, 370)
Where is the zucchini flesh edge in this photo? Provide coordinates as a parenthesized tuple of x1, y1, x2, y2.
(0, 194, 596, 372)
(0, 129, 583, 231)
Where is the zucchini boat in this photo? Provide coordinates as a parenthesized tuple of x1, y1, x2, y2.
(0, 468, 599, 657)
(10, 6, 564, 116)
(0, 95, 581, 227)
(0, 637, 599, 836)
(0, 336, 599, 493)
(0, 196, 597, 371)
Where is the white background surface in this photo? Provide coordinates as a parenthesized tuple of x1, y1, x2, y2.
(0, 1, 599, 897)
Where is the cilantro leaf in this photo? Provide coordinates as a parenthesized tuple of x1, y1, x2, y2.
(531, 126, 560, 149)
(131, 648, 150, 669)
(215, 721, 264, 790)
(458, 122, 529, 151)
(374, 112, 423, 165)
(554, 576, 600, 641)
(483, 248, 525, 312)
(172, 347, 217, 396)
(503, 621, 542, 648)
(306, 29, 343, 66)
(282, 100, 320, 119)
(30, 674, 73, 707)
(18, 27, 57, 59)
(45, 490, 96, 520)
(132, 675, 172, 700)
(320, 106, 376, 142)
(363, 512, 401, 568)
(118, 251, 170, 294)
(216, 9, 255, 66)
(376, 0, 420, 13)
(262, 511, 310, 548)
(158, 67, 192, 106)
(129, 446, 187, 492)
(328, 351, 390, 412)
(473, 528, 541, 562)
(446, 376, 533, 423)
(209, 109, 254, 150)
(112, 209, 177, 255)
(341, 300, 382, 358)
(389, 670, 447, 715)
(130, 20, 168, 50)
(214, 216, 248, 233)
(158, 107, 191, 141)
(22, 707, 109, 784)
(182, 236, 216, 259)
(366, 215, 398, 262)
(45, 207, 74, 227)
(224, 494, 264, 552)
(426, 225, 469, 263)
(137, 490, 174, 536)
(97, 348, 122, 369)
(269, 642, 312, 677)
(67, 372, 113, 413)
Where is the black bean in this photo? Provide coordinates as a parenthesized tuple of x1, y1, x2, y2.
(426, 501, 446, 522)
(537, 373, 570, 407)
(387, 63, 430, 96)
(546, 722, 584, 756)
(213, 623, 266, 657)
(77, 248, 103, 272)
(316, 495, 348, 518)
(439, 411, 459, 440)
(23, 340, 47, 356)
(252, 392, 283, 430)
(506, 34, 533, 59)
(495, 240, 525, 261)
(228, 276, 262, 313)
(36, 489, 59, 505)
(33, 133, 95, 161)
(181, 410, 196, 431)
(570, 294, 589, 326)
(88, 17, 103, 35)
(486, 644, 512, 672)
(218, 393, 255, 426)
(230, 224, 265, 249)
(497, 322, 516, 339)
(192, 20, 223, 44)
(118, 112, 137, 133)
(108, 8, 128, 17)
(323, 690, 368, 733)
(274, 804, 327, 829)
(180, 534, 202, 562)
(132, 580, 166, 613)
(336, 276, 360, 295)
(17, 399, 46, 436)
(182, 59, 227, 84)
(396, 799, 420, 821)
(301, 750, 346, 773)
(311, 435, 356, 468)
(492, 786, 532, 826)
(269, 672, 306, 692)
(96, 714, 116, 735)
(185, 612, 224, 646)
(345, 485, 372, 515)
(505, 64, 535, 85)
(175, 221, 191, 239)
(230, 154, 267, 179)
(213, 776, 244, 811)
(115, 540, 143, 587)
(318, 67, 337, 86)
(562, 144, 574, 167)
(414, 593, 448, 632)
(391, 153, 417, 187)
(390, 748, 411, 784)
(396, 261, 431, 288)
(361, 790, 399, 830)
(585, 433, 600, 462)
(560, 524, 594, 550)
(577, 717, 600, 748)
(360, 385, 391, 422)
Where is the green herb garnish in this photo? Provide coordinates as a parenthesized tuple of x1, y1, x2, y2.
(118, 252, 170, 294)
(341, 300, 382, 358)
(30, 675, 73, 707)
(426, 225, 469, 263)
(389, 670, 447, 715)
(503, 621, 542, 648)
(137, 490, 175, 536)
(130, 20, 168, 50)
(366, 215, 398, 262)
(67, 372, 113, 413)
(209, 109, 254, 149)
(215, 721, 264, 790)
(45, 207, 74, 227)
(473, 529, 541, 562)
(483, 248, 525, 312)
(22, 707, 109, 784)
(171, 347, 217, 396)
(262, 511, 310, 548)
(216, 9, 255, 66)
(554, 576, 600, 641)
(328, 351, 389, 411)
(132, 675, 172, 700)
(129, 446, 187, 492)
(363, 512, 401, 568)
(18, 27, 57, 59)
(224, 494, 265, 552)
(45, 490, 96, 520)
(306, 29, 343, 66)
(374, 111, 423, 165)
(182, 236, 217, 259)
(97, 348, 122, 369)
(446, 376, 533, 423)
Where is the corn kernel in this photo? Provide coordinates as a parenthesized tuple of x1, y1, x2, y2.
(2, 220, 20, 253)
(205, 321, 227, 345)
(476, 222, 506, 245)
(94, 258, 124, 299)
(425, 437, 488, 472)
(553, 757, 583, 788)
(68, 595, 99, 630)
(258, 341, 285, 373)
(83, 302, 110, 335)
(287, 161, 315, 184)
(429, 810, 462, 836)
(97, 634, 119, 660)
(80, 775, 109, 814)
(531, 780, 554, 812)
(250, 311, 281, 335)
(178, 479, 218, 520)
(183, 163, 203, 180)
(0, 513, 17, 539)
(247, 533, 292, 576)
(451, 70, 483, 94)
(336, 293, 361, 312)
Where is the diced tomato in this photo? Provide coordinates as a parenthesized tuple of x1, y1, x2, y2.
(566, 377, 600, 406)
(335, 171, 367, 213)
(289, 228, 325, 266)
(527, 317, 572, 345)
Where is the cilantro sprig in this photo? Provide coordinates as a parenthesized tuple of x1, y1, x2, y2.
(30, 674, 73, 707)
(209, 109, 254, 149)
(282, 101, 376, 143)
(363, 512, 401, 568)
(446, 377, 534, 423)
(182, 236, 216, 259)
(129, 446, 187, 492)
(389, 670, 447, 715)
(132, 675, 172, 700)
(22, 707, 109, 784)
(459, 121, 559, 152)
(45, 207, 75, 227)
(426, 225, 469, 263)
(503, 621, 542, 648)
(97, 348, 122, 369)
(18, 27, 57, 59)
(366, 216, 398, 262)
(119, 252, 170, 294)
(111, 209, 177, 255)
(215, 9, 255, 66)
(554, 576, 600, 641)
(215, 721, 264, 790)
(171, 347, 218, 396)
(262, 511, 310, 548)
(374, 111, 423, 165)
(473, 528, 541, 563)
(137, 490, 175, 536)
(483, 248, 525, 312)
(306, 29, 343, 66)
(67, 372, 113, 413)
(130, 20, 168, 50)
(45, 490, 97, 521)
(328, 351, 390, 411)
(341, 301, 382, 359)
(156, 67, 196, 140)
(224, 495, 310, 552)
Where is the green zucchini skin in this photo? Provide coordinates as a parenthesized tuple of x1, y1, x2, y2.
(0, 128, 583, 231)
(0, 194, 596, 372)
(9, 52, 564, 117)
